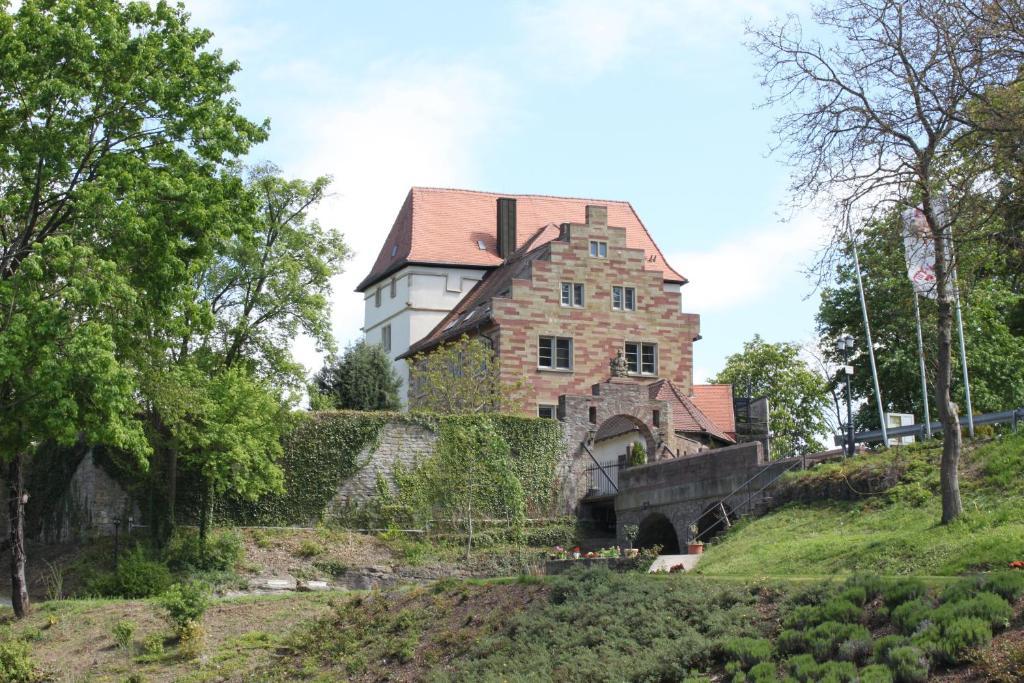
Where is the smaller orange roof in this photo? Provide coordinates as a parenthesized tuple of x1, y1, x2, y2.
(691, 384, 736, 436)
(650, 379, 734, 444)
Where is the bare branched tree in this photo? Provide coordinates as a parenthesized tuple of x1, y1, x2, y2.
(749, 0, 1024, 523)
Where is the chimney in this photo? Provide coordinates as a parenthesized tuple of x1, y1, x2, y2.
(586, 205, 608, 227)
(497, 197, 517, 259)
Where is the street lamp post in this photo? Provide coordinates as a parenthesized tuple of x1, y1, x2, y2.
(836, 335, 855, 457)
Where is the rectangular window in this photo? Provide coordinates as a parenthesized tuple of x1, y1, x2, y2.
(375, 287, 382, 307)
(390, 277, 396, 298)
(538, 404, 557, 419)
(613, 286, 636, 310)
(560, 282, 584, 307)
(589, 240, 607, 258)
(624, 342, 657, 375)
(539, 336, 573, 370)
(381, 324, 391, 352)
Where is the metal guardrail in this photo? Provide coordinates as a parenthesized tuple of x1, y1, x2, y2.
(583, 461, 624, 497)
(687, 455, 806, 544)
(836, 407, 1023, 446)
(580, 442, 619, 495)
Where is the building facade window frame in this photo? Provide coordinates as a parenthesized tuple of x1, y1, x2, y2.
(589, 240, 607, 258)
(560, 282, 585, 307)
(624, 341, 657, 376)
(374, 287, 382, 307)
(537, 404, 557, 419)
(390, 277, 397, 298)
(612, 285, 637, 311)
(381, 324, 392, 352)
(538, 335, 573, 370)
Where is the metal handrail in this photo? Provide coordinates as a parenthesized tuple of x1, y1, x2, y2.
(687, 456, 805, 543)
(841, 407, 1024, 445)
(580, 441, 619, 493)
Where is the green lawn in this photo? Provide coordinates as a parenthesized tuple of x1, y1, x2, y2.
(697, 433, 1024, 577)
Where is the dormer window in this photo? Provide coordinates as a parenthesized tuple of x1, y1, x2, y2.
(391, 244, 398, 257)
(589, 240, 607, 258)
(477, 240, 487, 250)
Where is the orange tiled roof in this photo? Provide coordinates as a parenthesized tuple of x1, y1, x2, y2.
(356, 187, 687, 291)
(692, 384, 737, 436)
(650, 379, 735, 444)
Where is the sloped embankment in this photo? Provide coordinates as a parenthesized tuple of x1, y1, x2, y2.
(696, 434, 1024, 577)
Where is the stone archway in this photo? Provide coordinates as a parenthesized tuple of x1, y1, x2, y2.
(635, 512, 680, 553)
(593, 414, 656, 465)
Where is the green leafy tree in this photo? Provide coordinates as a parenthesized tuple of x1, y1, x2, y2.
(407, 335, 522, 413)
(818, 213, 1024, 430)
(313, 340, 402, 411)
(398, 421, 525, 559)
(144, 163, 348, 543)
(0, 0, 265, 617)
(711, 335, 830, 458)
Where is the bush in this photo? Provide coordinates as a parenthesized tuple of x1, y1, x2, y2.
(112, 620, 136, 652)
(781, 598, 860, 630)
(805, 622, 871, 662)
(786, 653, 821, 682)
(836, 634, 872, 665)
(747, 662, 779, 682)
(933, 591, 1012, 630)
(722, 637, 773, 669)
(164, 528, 243, 572)
(0, 639, 38, 683)
(891, 598, 933, 635)
(816, 660, 857, 682)
(838, 586, 868, 607)
(294, 539, 325, 558)
(88, 547, 172, 598)
(159, 581, 210, 635)
(885, 646, 929, 683)
(524, 518, 577, 548)
(777, 629, 808, 655)
(882, 579, 927, 607)
(982, 571, 1024, 602)
(177, 619, 205, 660)
(142, 633, 165, 657)
(845, 574, 884, 601)
(872, 635, 910, 664)
(930, 617, 992, 665)
(858, 664, 894, 683)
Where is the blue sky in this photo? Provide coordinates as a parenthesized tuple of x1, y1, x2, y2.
(184, 0, 829, 382)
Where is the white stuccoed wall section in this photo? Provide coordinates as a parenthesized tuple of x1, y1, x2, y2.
(363, 265, 486, 405)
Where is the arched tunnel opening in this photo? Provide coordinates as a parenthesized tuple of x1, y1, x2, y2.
(635, 513, 680, 554)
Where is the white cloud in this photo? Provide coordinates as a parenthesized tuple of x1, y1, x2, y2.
(514, 0, 805, 80)
(669, 210, 829, 314)
(284, 63, 512, 373)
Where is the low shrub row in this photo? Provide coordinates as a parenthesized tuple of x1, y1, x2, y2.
(721, 571, 1022, 682)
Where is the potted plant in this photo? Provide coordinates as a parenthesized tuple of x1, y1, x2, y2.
(627, 442, 647, 467)
(623, 524, 640, 558)
(571, 546, 581, 560)
(687, 524, 704, 555)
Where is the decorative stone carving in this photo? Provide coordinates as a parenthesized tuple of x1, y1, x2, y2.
(610, 349, 629, 378)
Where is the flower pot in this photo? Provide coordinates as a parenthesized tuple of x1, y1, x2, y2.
(626, 548, 639, 558)
(572, 551, 581, 560)
(687, 543, 704, 555)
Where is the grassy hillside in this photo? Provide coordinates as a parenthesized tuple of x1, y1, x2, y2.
(697, 433, 1024, 577)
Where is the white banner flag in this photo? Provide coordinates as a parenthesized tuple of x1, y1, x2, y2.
(901, 206, 938, 299)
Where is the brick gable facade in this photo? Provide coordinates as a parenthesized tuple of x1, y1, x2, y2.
(475, 205, 700, 415)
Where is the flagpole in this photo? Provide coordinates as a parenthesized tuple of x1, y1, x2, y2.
(951, 265, 975, 438)
(847, 211, 889, 445)
(912, 293, 932, 439)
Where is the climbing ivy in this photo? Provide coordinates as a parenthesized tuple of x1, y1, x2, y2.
(219, 410, 563, 525)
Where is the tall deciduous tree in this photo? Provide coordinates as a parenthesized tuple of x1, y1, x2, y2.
(711, 335, 831, 458)
(313, 340, 403, 411)
(144, 163, 348, 543)
(407, 335, 521, 413)
(749, 0, 1024, 522)
(0, 0, 265, 617)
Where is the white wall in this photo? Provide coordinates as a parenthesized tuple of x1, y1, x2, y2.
(362, 265, 486, 404)
(589, 432, 644, 496)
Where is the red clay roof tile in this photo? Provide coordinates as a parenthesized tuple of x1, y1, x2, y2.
(691, 384, 736, 435)
(357, 187, 686, 291)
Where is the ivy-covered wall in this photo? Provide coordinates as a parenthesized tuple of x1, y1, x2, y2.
(218, 411, 565, 526)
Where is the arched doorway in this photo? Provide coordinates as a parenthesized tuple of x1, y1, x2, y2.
(696, 502, 736, 543)
(635, 513, 680, 553)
